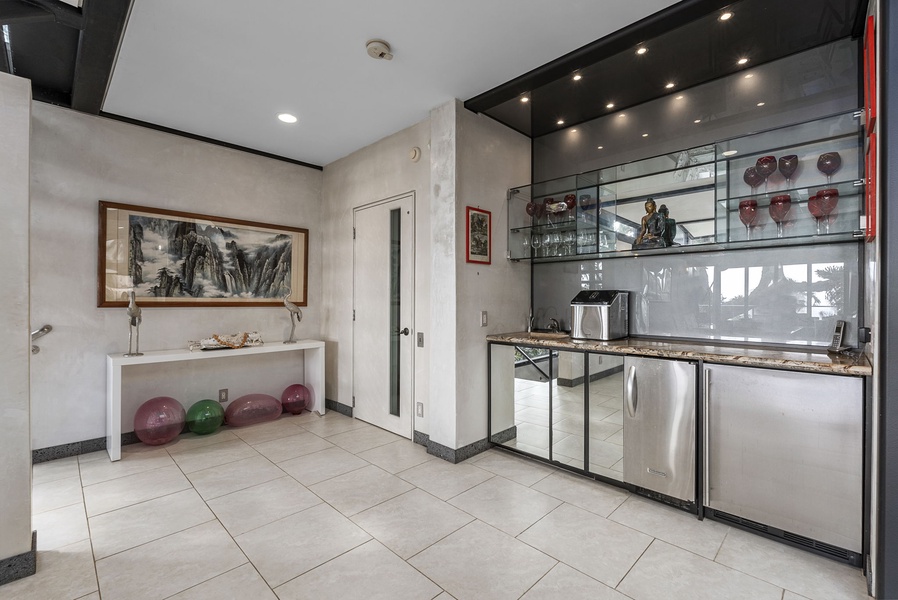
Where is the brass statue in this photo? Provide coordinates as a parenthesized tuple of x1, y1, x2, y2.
(634, 198, 668, 249)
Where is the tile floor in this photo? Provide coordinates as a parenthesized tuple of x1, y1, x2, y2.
(9, 410, 871, 600)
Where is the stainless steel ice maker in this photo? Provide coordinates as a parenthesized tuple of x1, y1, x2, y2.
(570, 290, 629, 341)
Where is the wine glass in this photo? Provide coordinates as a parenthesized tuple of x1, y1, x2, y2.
(530, 232, 542, 256)
(563, 230, 576, 255)
(817, 152, 842, 184)
(778, 155, 798, 187)
(769, 194, 792, 238)
(809, 189, 839, 234)
(525, 202, 537, 224)
(755, 156, 777, 192)
(520, 234, 532, 258)
(738, 199, 759, 240)
(542, 233, 554, 257)
(743, 166, 764, 193)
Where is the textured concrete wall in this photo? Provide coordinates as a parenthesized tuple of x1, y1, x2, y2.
(29, 104, 322, 449)
(0, 72, 33, 559)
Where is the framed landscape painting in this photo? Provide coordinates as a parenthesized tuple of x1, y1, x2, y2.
(98, 201, 308, 307)
(466, 206, 491, 264)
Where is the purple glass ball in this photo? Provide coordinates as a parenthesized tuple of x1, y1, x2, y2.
(134, 396, 186, 446)
(281, 384, 311, 415)
(225, 394, 282, 427)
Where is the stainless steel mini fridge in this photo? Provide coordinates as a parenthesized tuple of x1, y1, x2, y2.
(622, 355, 697, 503)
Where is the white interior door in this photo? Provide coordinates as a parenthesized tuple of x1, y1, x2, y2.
(353, 193, 414, 437)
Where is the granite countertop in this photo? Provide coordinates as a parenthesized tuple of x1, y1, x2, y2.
(487, 332, 872, 377)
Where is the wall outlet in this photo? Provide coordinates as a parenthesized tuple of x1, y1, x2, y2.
(218, 388, 228, 403)
(480, 310, 488, 327)
(416, 402, 424, 417)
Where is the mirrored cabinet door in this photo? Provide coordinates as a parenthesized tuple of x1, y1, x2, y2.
(490, 344, 550, 460)
(585, 354, 625, 482)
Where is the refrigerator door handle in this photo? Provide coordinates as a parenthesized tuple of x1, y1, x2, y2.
(703, 368, 711, 505)
(625, 365, 637, 418)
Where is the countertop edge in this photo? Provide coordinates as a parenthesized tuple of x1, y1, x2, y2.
(486, 333, 872, 377)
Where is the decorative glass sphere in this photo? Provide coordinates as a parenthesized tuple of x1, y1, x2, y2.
(281, 384, 311, 415)
(225, 394, 281, 427)
(134, 396, 185, 445)
(186, 399, 225, 435)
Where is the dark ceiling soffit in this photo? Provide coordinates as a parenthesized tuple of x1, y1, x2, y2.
(0, 0, 82, 28)
(464, 0, 734, 114)
(70, 0, 131, 114)
(98, 111, 325, 171)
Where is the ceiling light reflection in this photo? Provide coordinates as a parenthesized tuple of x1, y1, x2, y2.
(719, 11, 733, 21)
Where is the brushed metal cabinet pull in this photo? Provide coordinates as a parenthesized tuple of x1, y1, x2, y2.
(703, 368, 711, 505)
(626, 365, 638, 418)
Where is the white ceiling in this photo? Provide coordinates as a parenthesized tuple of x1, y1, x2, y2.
(103, 0, 680, 167)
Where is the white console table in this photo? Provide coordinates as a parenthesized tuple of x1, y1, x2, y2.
(106, 339, 325, 461)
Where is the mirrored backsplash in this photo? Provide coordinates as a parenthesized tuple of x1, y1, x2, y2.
(532, 242, 861, 348)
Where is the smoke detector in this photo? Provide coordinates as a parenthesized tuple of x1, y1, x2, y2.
(366, 39, 393, 61)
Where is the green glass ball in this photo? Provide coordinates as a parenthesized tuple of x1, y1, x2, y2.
(186, 399, 225, 435)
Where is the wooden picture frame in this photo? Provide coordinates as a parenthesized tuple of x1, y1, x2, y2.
(465, 206, 491, 264)
(98, 201, 308, 307)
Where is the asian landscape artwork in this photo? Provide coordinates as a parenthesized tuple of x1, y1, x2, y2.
(99, 202, 308, 307)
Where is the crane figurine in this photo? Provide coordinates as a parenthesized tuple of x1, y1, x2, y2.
(283, 289, 303, 344)
(125, 290, 144, 356)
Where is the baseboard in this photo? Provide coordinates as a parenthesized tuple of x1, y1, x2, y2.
(558, 364, 624, 388)
(32, 437, 108, 463)
(325, 399, 352, 417)
(413, 430, 429, 446)
(0, 531, 36, 586)
(425, 436, 490, 464)
(489, 425, 517, 444)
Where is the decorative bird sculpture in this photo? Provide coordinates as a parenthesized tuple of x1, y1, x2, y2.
(125, 290, 144, 356)
(283, 289, 302, 344)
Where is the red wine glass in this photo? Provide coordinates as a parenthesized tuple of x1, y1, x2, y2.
(769, 194, 792, 238)
(738, 199, 759, 240)
(778, 155, 798, 187)
(817, 152, 842, 184)
(743, 167, 764, 193)
(756, 155, 777, 192)
(809, 188, 840, 234)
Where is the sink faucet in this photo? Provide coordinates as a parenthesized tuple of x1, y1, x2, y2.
(548, 318, 560, 332)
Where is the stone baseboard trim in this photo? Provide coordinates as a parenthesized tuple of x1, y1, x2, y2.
(325, 399, 352, 417)
(425, 436, 490, 464)
(558, 364, 624, 388)
(0, 531, 36, 586)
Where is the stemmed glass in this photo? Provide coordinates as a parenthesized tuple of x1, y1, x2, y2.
(738, 199, 759, 240)
(562, 230, 576, 255)
(755, 156, 777, 192)
(778, 155, 798, 187)
(542, 233, 554, 257)
(808, 189, 839, 234)
(743, 167, 764, 194)
(817, 152, 842, 184)
(530, 232, 542, 256)
(520, 234, 532, 258)
(769, 194, 792, 238)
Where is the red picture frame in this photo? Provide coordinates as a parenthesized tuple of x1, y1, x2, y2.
(864, 15, 877, 134)
(465, 206, 492, 264)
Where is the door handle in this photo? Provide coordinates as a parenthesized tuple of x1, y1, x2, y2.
(397, 327, 410, 336)
(703, 368, 711, 505)
(625, 365, 637, 418)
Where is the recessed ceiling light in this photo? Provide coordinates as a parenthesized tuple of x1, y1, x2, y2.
(277, 113, 297, 124)
(665, 82, 675, 89)
(744, 73, 754, 79)
(521, 96, 530, 103)
(642, 133, 649, 137)
(573, 74, 582, 81)
(636, 47, 648, 55)
(557, 119, 565, 125)
(694, 119, 702, 123)
(722, 150, 738, 156)
(737, 57, 749, 65)
(597, 146, 604, 149)
(757, 102, 766, 106)
(719, 11, 733, 21)
(618, 113, 626, 118)
(571, 129, 578, 133)
(675, 95, 684, 100)
(606, 103, 615, 109)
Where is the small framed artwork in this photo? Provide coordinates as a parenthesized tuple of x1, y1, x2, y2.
(466, 206, 491, 264)
(98, 201, 308, 307)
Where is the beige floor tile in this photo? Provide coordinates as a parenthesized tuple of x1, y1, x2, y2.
(448, 477, 562, 536)
(168, 563, 276, 600)
(169, 438, 259, 473)
(298, 413, 369, 437)
(521, 563, 629, 600)
(783, 592, 813, 600)
(33, 503, 89, 551)
(164, 429, 240, 454)
(310, 464, 414, 516)
(83, 464, 191, 516)
(513, 422, 551, 449)
(433, 594, 456, 600)
(605, 429, 624, 446)
(0, 540, 97, 600)
(207, 476, 321, 536)
(618, 539, 783, 600)
(274, 540, 441, 600)
(357, 439, 436, 473)
(252, 431, 334, 463)
(715, 528, 869, 600)
(516, 407, 551, 427)
(325, 425, 405, 454)
(518, 503, 651, 588)
(74, 593, 100, 600)
(235, 503, 370, 587)
(32, 475, 83, 515)
(96, 521, 246, 600)
(608, 495, 729, 559)
(278, 446, 369, 486)
(398, 459, 494, 501)
(230, 418, 306, 446)
(78, 448, 174, 486)
(352, 489, 473, 559)
(503, 439, 550, 460)
(469, 450, 555, 486)
(603, 409, 624, 425)
(186, 454, 285, 500)
(89, 488, 215, 559)
(32, 456, 79, 486)
(531, 470, 628, 517)
(409, 520, 556, 600)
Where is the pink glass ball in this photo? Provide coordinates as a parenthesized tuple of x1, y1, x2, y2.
(225, 394, 282, 427)
(281, 384, 311, 415)
(134, 396, 186, 446)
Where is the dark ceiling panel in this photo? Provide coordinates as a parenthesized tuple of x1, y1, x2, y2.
(6, 19, 79, 101)
(71, 0, 132, 113)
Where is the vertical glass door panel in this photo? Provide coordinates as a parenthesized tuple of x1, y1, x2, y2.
(389, 209, 400, 416)
(586, 354, 624, 482)
(551, 351, 585, 470)
(490, 344, 550, 460)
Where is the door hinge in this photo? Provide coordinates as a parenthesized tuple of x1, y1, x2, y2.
(353, 227, 356, 240)
(353, 309, 356, 321)
(352, 396, 356, 408)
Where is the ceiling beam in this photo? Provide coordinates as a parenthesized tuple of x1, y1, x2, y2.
(22, 0, 82, 29)
(69, 0, 130, 113)
(0, 1, 54, 26)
